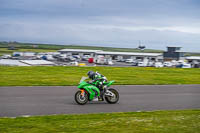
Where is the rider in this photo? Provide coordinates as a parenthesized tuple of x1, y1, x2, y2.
(87, 71, 107, 100)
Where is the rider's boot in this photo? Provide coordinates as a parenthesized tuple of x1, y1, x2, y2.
(98, 90, 104, 101)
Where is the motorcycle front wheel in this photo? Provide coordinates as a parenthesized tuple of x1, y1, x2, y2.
(75, 90, 88, 105)
(105, 88, 119, 104)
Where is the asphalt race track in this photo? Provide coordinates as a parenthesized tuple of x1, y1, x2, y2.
(0, 85, 200, 117)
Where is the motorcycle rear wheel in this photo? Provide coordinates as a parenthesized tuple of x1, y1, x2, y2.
(105, 88, 119, 104)
(75, 90, 88, 105)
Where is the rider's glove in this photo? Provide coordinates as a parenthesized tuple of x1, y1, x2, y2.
(88, 81, 93, 84)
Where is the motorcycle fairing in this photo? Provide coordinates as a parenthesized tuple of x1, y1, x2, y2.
(78, 81, 100, 100)
(104, 80, 115, 87)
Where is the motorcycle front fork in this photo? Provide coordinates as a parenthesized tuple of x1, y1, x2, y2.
(80, 89, 85, 97)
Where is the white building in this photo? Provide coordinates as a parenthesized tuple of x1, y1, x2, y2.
(185, 56, 200, 68)
(58, 49, 102, 57)
(58, 49, 162, 62)
(95, 51, 162, 61)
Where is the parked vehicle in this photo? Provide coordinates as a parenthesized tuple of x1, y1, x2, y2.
(132, 60, 138, 66)
(182, 63, 191, 68)
(95, 55, 105, 64)
(176, 60, 191, 68)
(13, 52, 23, 57)
(193, 62, 200, 68)
(75, 77, 119, 105)
(171, 60, 178, 66)
(155, 62, 163, 68)
(163, 62, 173, 67)
(125, 59, 134, 63)
(138, 61, 148, 67)
(69, 56, 77, 61)
(88, 58, 94, 63)
(73, 55, 80, 59)
(82, 55, 90, 61)
(147, 61, 155, 67)
(105, 60, 114, 65)
(69, 61, 78, 66)
(1, 54, 11, 59)
(176, 60, 185, 66)
(116, 59, 125, 62)
(41, 55, 55, 61)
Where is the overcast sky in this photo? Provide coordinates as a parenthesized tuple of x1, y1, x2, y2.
(0, 0, 200, 52)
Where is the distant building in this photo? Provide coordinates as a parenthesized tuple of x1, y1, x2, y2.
(95, 51, 162, 61)
(186, 56, 200, 68)
(138, 45, 146, 51)
(8, 43, 17, 50)
(58, 49, 102, 57)
(163, 47, 185, 61)
(58, 49, 162, 61)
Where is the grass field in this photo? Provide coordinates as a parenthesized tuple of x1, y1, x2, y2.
(0, 110, 199, 133)
(0, 42, 163, 54)
(0, 48, 57, 55)
(0, 66, 200, 86)
(1, 42, 200, 57)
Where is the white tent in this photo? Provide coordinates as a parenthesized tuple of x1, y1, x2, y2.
(0, 59, 30, 66)
(20, 60, 55, 66)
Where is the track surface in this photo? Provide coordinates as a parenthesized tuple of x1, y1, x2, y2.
(0, 85, 200, 117)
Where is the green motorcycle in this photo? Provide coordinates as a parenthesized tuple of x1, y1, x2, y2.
(75, 77, 119, 105)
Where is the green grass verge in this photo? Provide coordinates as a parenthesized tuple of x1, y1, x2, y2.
(0, 66, 200, 86)
(0, 110, 199, 133)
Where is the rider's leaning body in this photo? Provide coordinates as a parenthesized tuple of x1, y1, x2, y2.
(87, 71, 107, 99)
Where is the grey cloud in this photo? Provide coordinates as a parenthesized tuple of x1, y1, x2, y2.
(0, 0, 200, 51)
(1, 19, 199, 51)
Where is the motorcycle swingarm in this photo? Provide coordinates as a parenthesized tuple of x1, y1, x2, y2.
(104, 90, 114, 97)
